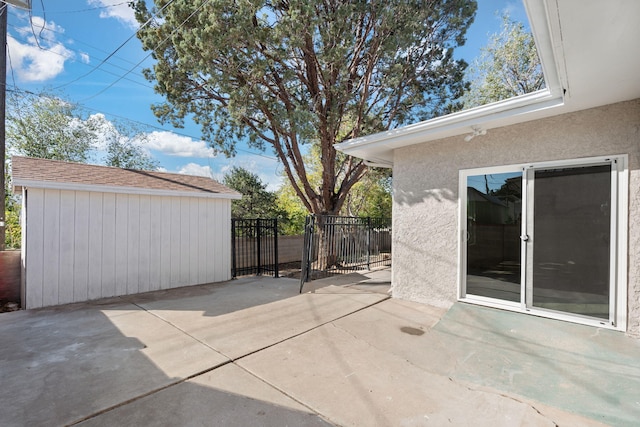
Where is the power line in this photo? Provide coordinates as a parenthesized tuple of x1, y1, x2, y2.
(79, 0, 211, 102)
(8, 10, 146, 72)
(7, 23, 153, 89)
(45, 1, 130, 14)
(6, 21, 151, 82)
(6, 86, 279, 162)
(54, 0, 177, 91)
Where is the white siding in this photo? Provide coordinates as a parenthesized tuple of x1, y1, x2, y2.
(23, 190, 233, 308)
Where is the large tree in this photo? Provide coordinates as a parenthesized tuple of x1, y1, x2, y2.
(7, 95, 95, 163)
(7, 92, 158, 170)
(223, 166, 283, 218)
(133, 0, 476, 217)
(4, 93, 158, 248)
(463, 14, 544, 108)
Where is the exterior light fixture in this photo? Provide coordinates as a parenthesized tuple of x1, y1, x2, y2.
(464, 126, 487, 142)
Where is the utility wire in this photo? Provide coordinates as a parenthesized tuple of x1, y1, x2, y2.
(46, 1, 130, 14)
(7, 23, 153, 88)
(7, 15, 149, 76)
(79, 0, 212, 102)
(6, 86, 279, 161)
(53, 0, 177, 90)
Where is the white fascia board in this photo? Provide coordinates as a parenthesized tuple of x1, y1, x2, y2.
(524, 0, 566, 97)
(336, 89, 564, 156)
(12, 179, 242, 200)
(335, 0, 567, 166)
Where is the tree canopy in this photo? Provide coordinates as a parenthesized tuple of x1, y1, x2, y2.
(133, 0, 476, 216)
(276, 143, 391, 233)
(223, 166, 283, 219)
(7, 92, 158, 170)
(7, 95, 95, 163)
(463, 15, 544, 108)
(4, 92, 159, 248)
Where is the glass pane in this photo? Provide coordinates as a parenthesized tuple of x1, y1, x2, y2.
(532, 165, 611, 319)
(466, 172, 522, 302)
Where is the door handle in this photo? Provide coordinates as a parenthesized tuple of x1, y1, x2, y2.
(520, 235, 530, 242)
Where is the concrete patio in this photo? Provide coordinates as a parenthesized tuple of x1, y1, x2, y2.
(1, 269, 639, 426)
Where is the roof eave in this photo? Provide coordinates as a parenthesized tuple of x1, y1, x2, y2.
(335, 89, 564, 166)
(334, 0, 568, 168)
(12, 178, 243, 200)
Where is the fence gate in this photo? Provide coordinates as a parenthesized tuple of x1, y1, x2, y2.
(231, 218, 278, 278)
(299, 215, 391, 292)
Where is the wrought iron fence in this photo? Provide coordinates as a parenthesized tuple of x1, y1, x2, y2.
(231, 218, 279, 278)
(299, 215, 391, 291)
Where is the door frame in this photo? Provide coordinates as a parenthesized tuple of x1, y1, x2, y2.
(458, 155, 628, 331)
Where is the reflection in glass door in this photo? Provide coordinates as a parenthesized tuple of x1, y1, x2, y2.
(528, 165, 612, 320)
(465, 172, 522, 302)
(461, 157, 622, 328)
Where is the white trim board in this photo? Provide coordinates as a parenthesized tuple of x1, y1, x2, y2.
(13, 179, 242, 200)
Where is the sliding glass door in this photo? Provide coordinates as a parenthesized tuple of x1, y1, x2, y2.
(526, 164, 613, 320)
(460, 157, 624, 328)
(465, 171, 522, 302)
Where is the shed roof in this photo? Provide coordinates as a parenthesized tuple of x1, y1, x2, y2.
(11, 156, 241, 199)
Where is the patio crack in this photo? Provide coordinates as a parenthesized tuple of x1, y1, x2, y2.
(446, 377, 560, 427)
(328, 321, 561, 426)
(70, 295, 389, 426)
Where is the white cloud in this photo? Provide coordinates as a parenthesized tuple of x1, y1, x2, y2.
(88, 0, 139, 29)
(145, 131, 216, 158)
(177, 163, 214, 178)
(7, 17, 74, 82)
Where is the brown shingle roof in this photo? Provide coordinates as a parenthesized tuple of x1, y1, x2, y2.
(11, 156, 240, 198)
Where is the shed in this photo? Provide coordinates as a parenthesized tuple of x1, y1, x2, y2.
(11, 156, 241, 309)
(336, 0, 640, 335)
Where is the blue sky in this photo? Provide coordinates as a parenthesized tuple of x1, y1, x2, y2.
(6, 0, 528, 190)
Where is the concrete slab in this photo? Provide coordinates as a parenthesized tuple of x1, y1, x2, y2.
(143, 288, 389, 360)
(330, 298, 448, 372)
(120, 276, 302, 317)
(425, 303, 640, 426)
(302, 268, 391, 294)
(237, 317, 594, 426)
(78, 364, 332, 426)
(1, 270, 635, 427)
(0, 303, 227, 427)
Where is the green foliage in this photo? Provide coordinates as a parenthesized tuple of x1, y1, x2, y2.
(7, 93, 94, 163)
(133, 0, 476, 216)
(223, 166, 284, 219)
(463, 14, 545, 108)
(4, 192, 20, 249)
(7, 93, 158, 171)
(105, 138, 159, 170)
(91, 115, 159, 170)
(275, 183, 308, 235)
(4, 93, 159, 248)
(342, 168, 392, 218)
(276, 146, 391, 230)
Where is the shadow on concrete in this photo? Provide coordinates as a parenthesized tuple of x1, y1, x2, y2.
(0, 303, 332, 426)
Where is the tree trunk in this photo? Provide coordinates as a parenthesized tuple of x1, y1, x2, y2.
(314, 215, 339, 272)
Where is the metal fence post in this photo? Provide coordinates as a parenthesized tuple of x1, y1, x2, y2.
(256, 219, 262, 275)
(367, 216, 371, 270)
(273, 218, 279, 278)
(299, 215, 315, 293)
(231, 219, 237, 278)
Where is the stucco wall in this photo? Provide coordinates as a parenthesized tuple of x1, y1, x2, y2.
(392, 99, 640, 335)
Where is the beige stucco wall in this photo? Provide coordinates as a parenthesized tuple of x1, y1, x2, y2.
(392, 99, 640, 336)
